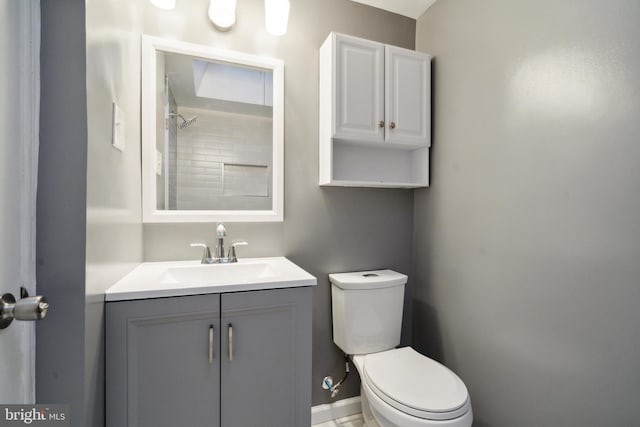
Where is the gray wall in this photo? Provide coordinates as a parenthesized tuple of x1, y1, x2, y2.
(38, 1, 144, 426)
(85, 0, 144, 425)
(37, 0, 88, 423)
(414, 1, 640, 426)
(141, 0, 416, 404)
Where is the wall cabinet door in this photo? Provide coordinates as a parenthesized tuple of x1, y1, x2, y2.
(106, 294, 221, 427)
(385, 45, 431, 147)
(333, 34, 385, 143)
(220, 287, 312, 427)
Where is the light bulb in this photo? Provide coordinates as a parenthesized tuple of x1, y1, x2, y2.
(209, 0, 237, 31)
(149, 0, 176, 10)
(265, 0, 290, 36)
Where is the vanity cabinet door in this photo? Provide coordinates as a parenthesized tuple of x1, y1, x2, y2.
(106, 294, 221, 427)
(385, 45, 431, 147)
(333, 34, 385, 143)
(220, 287, 312, 427)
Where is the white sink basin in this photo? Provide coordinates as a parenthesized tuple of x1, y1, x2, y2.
(105, 257, 316, 301)
(162, 262, 275, 285)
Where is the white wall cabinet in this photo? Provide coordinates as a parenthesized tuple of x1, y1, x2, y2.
(319, 32, 432, 188)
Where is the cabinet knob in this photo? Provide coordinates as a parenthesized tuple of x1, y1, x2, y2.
(378, 120, 384, 128)
(389, 122, 396, 129)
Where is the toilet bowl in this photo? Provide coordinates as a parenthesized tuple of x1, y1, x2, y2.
(329, 270, 473, 427)
(353, 348, 472, 427)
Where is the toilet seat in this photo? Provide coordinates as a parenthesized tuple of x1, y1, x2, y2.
(361, 347, 471, 421)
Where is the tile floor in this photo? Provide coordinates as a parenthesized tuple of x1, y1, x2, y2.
(312, 413, 365, 427)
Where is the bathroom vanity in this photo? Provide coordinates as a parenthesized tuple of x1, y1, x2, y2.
(105, 257, 315, 427)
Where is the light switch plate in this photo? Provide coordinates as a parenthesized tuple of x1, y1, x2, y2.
(111, 102, 125, 151)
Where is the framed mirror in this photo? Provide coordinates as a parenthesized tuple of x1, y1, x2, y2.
(141, 36, 284, 222)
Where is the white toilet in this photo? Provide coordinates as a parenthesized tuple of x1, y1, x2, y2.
(330, 270, 473, 427)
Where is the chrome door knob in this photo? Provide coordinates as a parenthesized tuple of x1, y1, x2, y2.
(14, 296, 49, 320)
(0, 293, 49, 329)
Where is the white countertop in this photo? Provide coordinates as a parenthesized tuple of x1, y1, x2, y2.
(105, 257, 317, 302)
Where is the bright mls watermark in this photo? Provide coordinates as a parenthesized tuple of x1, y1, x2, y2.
(0, 405, 69, 426)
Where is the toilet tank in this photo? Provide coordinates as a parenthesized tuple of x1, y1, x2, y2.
(329, 270, 407, 355)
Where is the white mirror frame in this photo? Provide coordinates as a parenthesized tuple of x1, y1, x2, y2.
(141, 35, 284, 223)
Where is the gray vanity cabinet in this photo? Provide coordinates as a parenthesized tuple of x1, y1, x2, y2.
(106, 287, 312, 427)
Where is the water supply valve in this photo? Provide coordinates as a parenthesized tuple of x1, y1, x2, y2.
(322, 354, 350, 398)
(322, 376, 334, 390)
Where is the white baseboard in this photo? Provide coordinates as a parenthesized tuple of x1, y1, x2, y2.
(311, 396, 362, 425)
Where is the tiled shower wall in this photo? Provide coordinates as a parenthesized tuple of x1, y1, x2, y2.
(171, 106, 272, 210)
(168, 88, 177, 209)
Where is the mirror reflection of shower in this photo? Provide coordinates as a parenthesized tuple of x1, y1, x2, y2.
(169, 112, 198, 129)
(159, 51, 274, 212)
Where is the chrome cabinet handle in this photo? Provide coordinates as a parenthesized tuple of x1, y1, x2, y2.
(228, 323, 233, 361)
(208, 325, 214, 364)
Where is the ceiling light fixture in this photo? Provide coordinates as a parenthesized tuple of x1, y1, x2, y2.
(209, 0, 237, 31)
(149, 0, 176, 10)
(265, 0, 290, 36)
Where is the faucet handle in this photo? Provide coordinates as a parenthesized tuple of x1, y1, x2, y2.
(190, 243, 212, 264)
(227, 241, 248, 263)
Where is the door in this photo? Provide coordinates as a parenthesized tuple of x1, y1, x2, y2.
(333, 34, 385, 143)
(0, 0, 39, 403)
(220, 287, 312, 427)
(385, 45, 431, 147)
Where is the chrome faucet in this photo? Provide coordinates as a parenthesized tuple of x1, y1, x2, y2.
(215, 223, 226, 260)
(190, 223, 248, 264)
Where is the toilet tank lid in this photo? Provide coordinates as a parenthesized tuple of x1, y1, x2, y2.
(329, 270, 408, 290)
